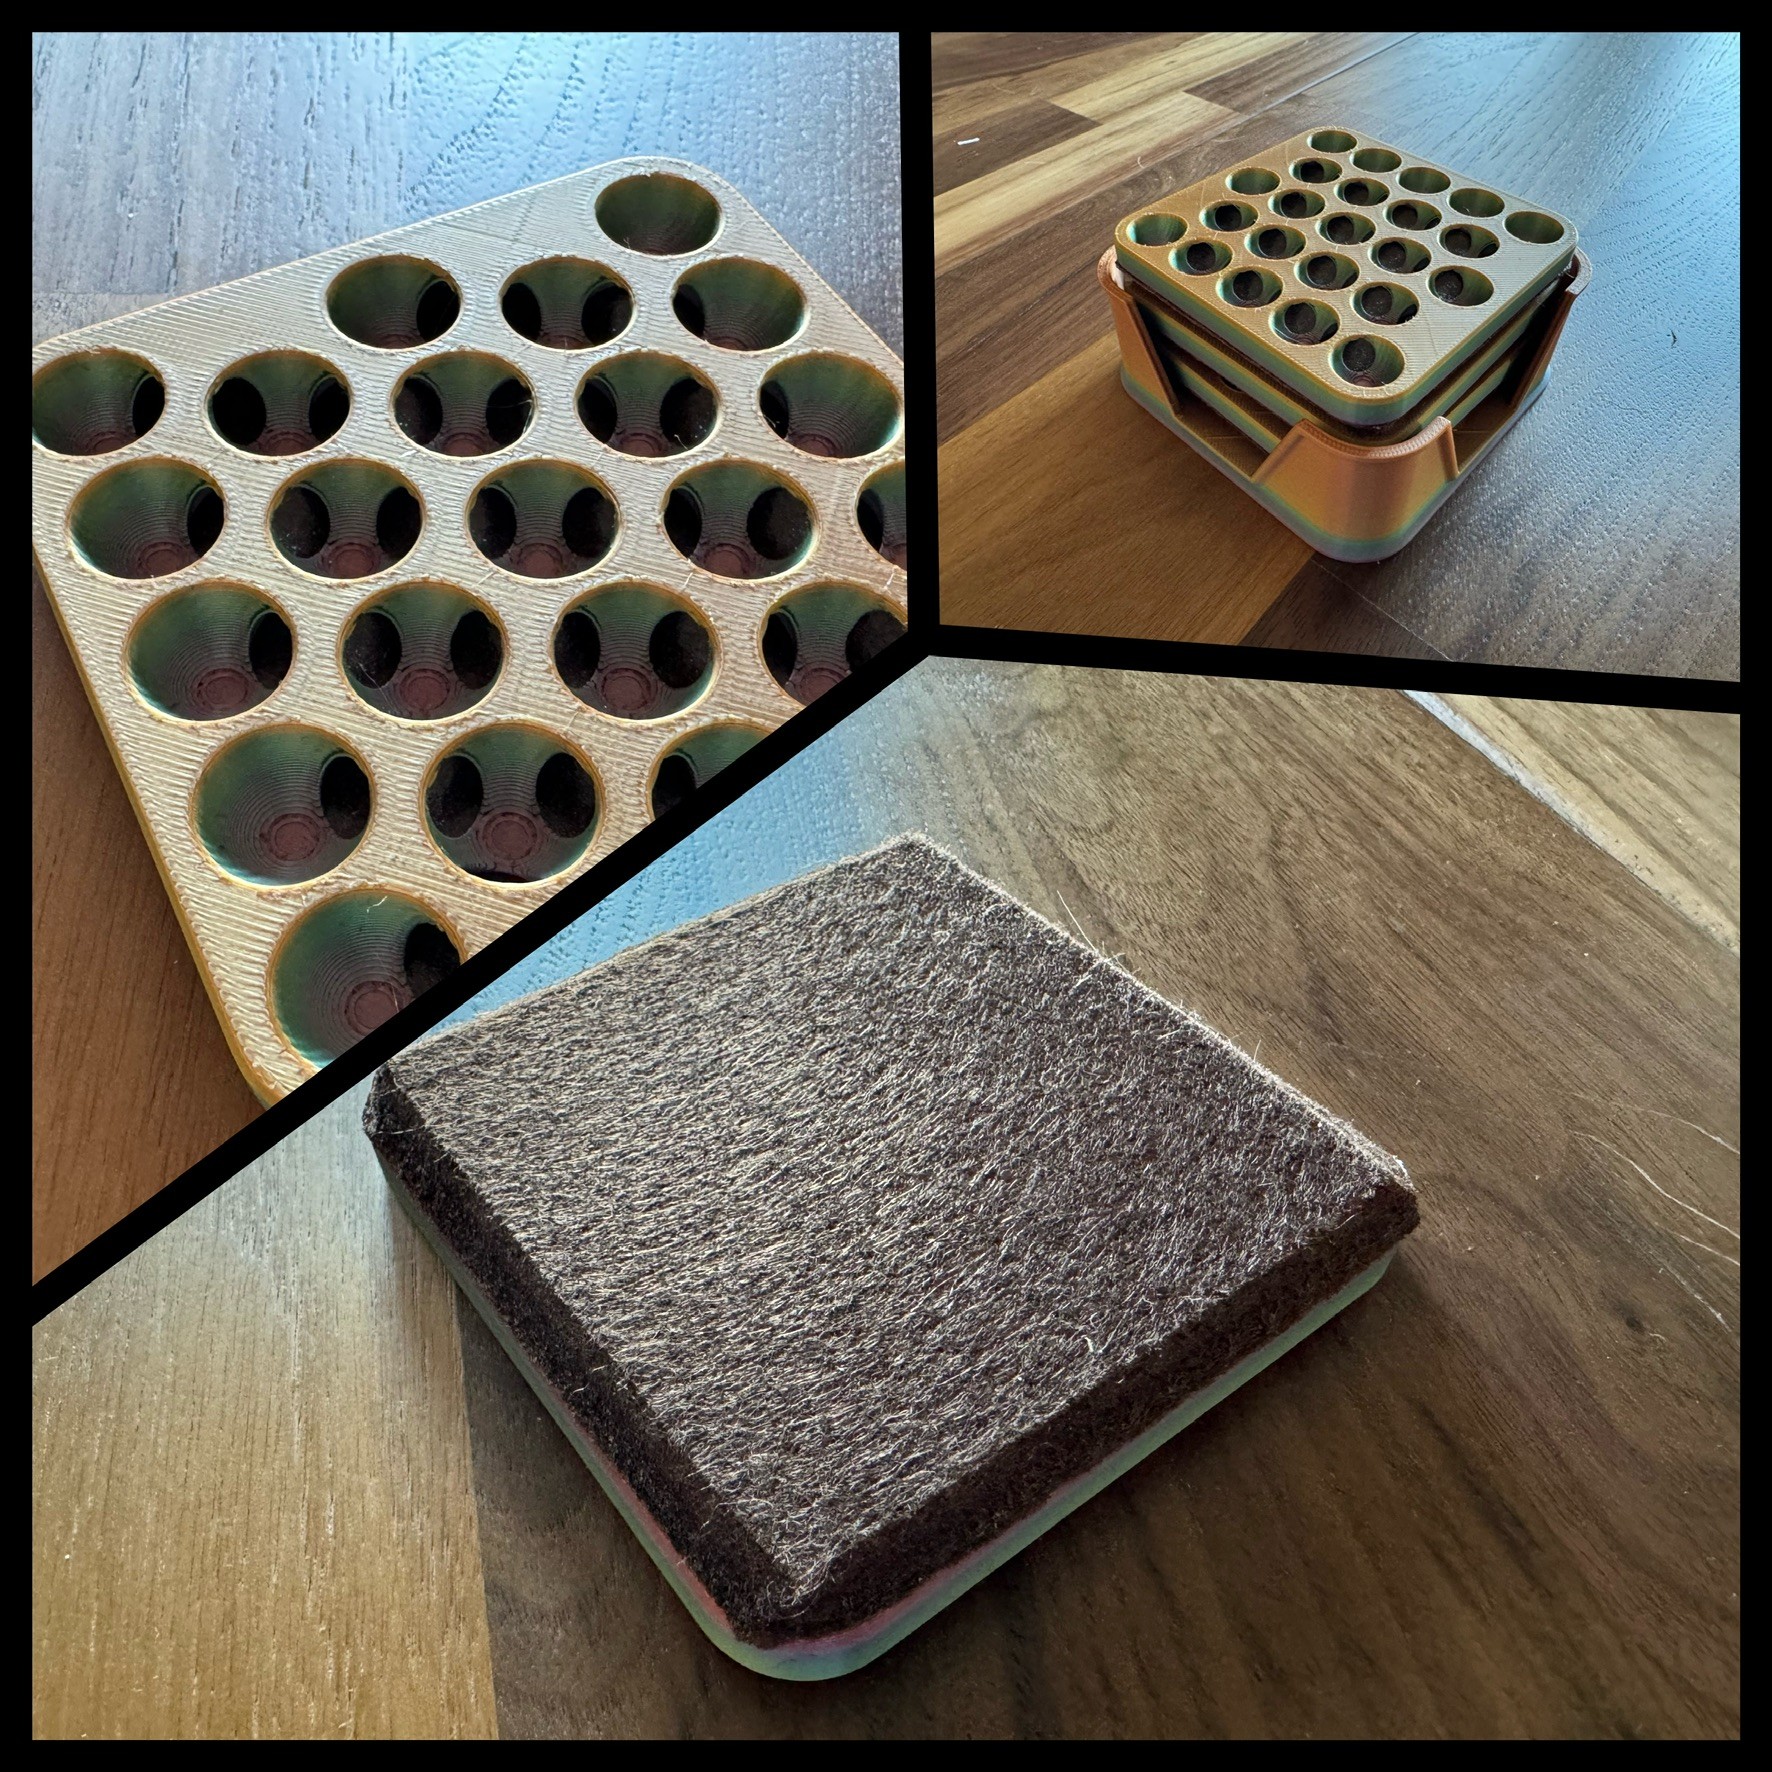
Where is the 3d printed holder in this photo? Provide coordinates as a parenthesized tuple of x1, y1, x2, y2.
(31, 157, 907, 1100)
(1107, 126, 1586, 560)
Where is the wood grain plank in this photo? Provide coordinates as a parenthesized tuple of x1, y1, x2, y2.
(1053, 32, 1304, 120)
(939, 335, 1313, 642)
(934, 90, 1237, 273)
(451, 661, 1737, 1737)
(931, 32, 1163, 92)
(1418, 697, 1740, 952)
(1186, 30, 1412, 113)
(933, 100, 1097, 198)
(32, 1083, 497, 1740)
(32, 558, 262, 1282)
(1242, 556, 1448, 658)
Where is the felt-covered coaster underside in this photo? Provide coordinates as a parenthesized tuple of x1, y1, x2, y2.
(366, 835, 1418, 1677)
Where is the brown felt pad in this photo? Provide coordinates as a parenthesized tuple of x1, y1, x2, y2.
(366, 835, 1418, 1648)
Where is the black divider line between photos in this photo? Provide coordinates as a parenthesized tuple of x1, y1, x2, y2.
(928, 625, 1745, 715)
(31, 631, 932, 1322)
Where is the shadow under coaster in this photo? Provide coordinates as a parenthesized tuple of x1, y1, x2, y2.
(365, 836, 1420, 1678)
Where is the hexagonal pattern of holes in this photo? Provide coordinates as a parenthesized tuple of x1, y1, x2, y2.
(1112, 125, 1578, 414)
(31, 158, 905, 1098)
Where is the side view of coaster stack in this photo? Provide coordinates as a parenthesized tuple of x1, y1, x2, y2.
(1105, 125, 1585, 560)
(30, 156, 907, 1101)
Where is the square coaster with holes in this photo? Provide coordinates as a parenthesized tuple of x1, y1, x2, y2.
(1114, 124, 1577, 429)
(365, 834, 1419, 1680)
(31, 157, 907, 1101)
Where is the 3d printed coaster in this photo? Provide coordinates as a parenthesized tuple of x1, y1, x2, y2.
(1114, 125, 1578, 429)
(31, 157, 907, 1100)
(366, 836, 1419, 1679)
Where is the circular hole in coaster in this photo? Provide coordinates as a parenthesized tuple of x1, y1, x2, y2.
(128, 582, 293, 720)
(208, 351, 350, 455)
(327, 256, 460, 349)
(1298, 251, 1358, 291)
(33, 349, 165, 454)
(499, 257, 633, 350)
(1398, 166, 1451, 194)
(68, 459, 224, 578)
(1337, 176, 1390, 208)
(342, 582, 504, 720)
(467, 460, 619, 579)
(271, 889, 463, 1068)
(423, 725, 600, 882)
(595, 172, 721, 255)
(392, 352, 534, 456)
(1174, 239, 1231, 275)
(1351, 147, 1401, 172)
(1227, 167, 1279, 194)
(757, 354, 902, 458)
(1203, 199, 1257, 231)
(1272, 187, 1326, 220)
(1371, 236, 1432, 274)
(269, 460, 422, 578)
(857, 462, 906, 569)
(670, 257, 807, 352)
(1428, 265, 1495, 307)
(553, 583, 716, 720)
(1354, 281, 1420, 325)
(195, 726, 372, 884)
(662, 460, 814, 579)
(761, 583, 905, 705)
(1449, 186, 1505, 218)
(1319, 211, 1375, 246)
(1290, 156, 1341, 183)
(575, 352, 720, 457)
(1386, 198, 1441, 232)
(648, 722, 767, 821)
(1249, 224, 1306, 260)
(1439, 222, 1499, 260)
(1219, 265, 1282, 308)
(1127, 212, 1185, 245)
(1308, 128, 1357, 153)
(1331, 334, 1405, 386)
(1506, 209, 1566, 244)
(1273, 298, 1339, 346)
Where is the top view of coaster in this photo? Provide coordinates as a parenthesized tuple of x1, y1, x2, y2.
(366, 834, 1419, 1679)
(30, 155, 906, 1101)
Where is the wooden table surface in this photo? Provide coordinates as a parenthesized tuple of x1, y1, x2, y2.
(34, 660, 1740, 1738)
(934, 31, 1741, 679)
(30, 30, 903, 1283)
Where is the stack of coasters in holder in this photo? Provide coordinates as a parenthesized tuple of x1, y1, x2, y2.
(366, 835, 1419, 1678)
(1105, 125, 1586, 560)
